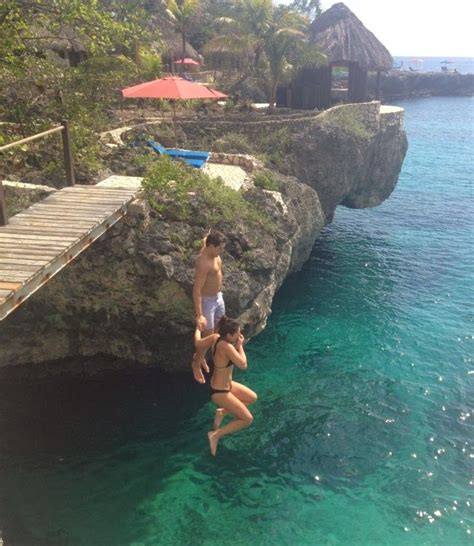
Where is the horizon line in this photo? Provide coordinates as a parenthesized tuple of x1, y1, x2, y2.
(393, 54, 474, 58)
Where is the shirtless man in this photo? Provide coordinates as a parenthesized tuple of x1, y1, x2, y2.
(192, 230, 226, 383)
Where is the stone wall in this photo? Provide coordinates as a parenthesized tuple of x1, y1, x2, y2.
(318, 101, 381, 132)
(379, 106, 405, 130)
(318, 102, 405, 133)
(101, 102, 404, 157)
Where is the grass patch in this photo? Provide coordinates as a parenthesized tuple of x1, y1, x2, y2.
(255, 127, 292, 170)
(212, 132, 253, 155)
(319, 107, 372, 140)
(211, 127, 292, 171)
(141, 156, 274, 232)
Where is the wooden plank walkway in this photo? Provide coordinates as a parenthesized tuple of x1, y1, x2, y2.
(0, 184, 137, 320)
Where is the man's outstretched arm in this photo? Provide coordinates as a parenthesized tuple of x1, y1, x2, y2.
(193, 260, 208, 331)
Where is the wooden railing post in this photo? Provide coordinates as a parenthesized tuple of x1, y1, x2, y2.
(0, 180, 7, 226)
(61, 120, 75, 186)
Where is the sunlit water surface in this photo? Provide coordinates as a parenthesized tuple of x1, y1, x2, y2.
(0, 97, 473, 545)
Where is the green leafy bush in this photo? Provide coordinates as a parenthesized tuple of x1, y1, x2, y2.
(253, 171, 278, 191)
(141, 156, 273, 232)
(139, 52, 162, 80)
(0, 51, 163, 184)
(69, 56, 141, 104)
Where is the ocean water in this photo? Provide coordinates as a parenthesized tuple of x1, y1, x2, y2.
(392, 56, 474, 74)
(0, 96, 473, 545)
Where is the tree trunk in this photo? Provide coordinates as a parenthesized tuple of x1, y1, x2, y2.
(181, 26, 186, 75)
(268, 80, 278, 113)
(133, 42, 141, 67)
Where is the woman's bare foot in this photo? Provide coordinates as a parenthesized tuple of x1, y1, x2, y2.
(213, 408, 225, 430)
(208, 431, 219, 456)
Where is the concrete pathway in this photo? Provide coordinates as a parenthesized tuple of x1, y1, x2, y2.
(203, 163, 249, 191)
(97, 165, 250, 192)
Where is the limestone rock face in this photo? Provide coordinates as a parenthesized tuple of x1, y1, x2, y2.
(175, 101, 407, 220)
(0, 174, 324, 374)
(0, 102, 408, 376)
(270, 103, 408, 218)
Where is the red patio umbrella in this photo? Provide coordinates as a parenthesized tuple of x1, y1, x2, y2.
(121, 76, 227, 145)
(122, 76, 224, 100)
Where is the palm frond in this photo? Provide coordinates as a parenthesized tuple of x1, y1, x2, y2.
(213, 17, 236, 26)
(274, 28, 306, 39)
(203, 34, 256, 55)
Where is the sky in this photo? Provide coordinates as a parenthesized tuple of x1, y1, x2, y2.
(278, 0, 474, 57)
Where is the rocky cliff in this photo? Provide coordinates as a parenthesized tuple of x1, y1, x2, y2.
(0, 102, 408, 377)
(368, 71, 474, 100)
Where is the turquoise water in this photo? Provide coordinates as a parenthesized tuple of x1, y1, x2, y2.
(0, 97, 473, 545)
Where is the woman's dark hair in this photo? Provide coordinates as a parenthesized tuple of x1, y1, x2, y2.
(216, 316, 240, 338)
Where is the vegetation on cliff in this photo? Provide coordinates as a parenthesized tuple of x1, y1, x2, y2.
(141, 155, 274, 232)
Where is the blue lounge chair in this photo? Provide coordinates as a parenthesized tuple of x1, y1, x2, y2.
(146, 140, 210, 169)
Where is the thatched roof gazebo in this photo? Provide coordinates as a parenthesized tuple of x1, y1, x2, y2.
(309, 2, 392, 72)
(285, 2, 392, 109)
(33, 25, 88, 66)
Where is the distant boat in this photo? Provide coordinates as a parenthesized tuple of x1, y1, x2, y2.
(440, 60, 455, 64)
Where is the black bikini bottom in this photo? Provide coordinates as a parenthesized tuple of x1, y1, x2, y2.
(210, 385, 230, 396)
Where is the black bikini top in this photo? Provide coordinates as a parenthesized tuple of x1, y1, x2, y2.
(213, 337, 233, 369)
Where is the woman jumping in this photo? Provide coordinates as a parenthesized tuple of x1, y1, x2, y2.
(194, 316, 257, 456)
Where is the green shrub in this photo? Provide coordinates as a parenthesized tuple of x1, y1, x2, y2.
(139, 52, 162, 79)
(319, 107, 372, 140)
(253, 171, 278, 191)
(213, 132, 253, 154)
(141, 156, 273, 231)
(156, 99, 172, 113)
(256, 127, 292, 169)
(69, 56, 141, 104)
(223, 99, 236, 112)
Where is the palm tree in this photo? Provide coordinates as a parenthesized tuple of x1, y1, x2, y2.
(203, 0, 272, 79)
(264, 8, 325, 109)
(204, 1, 325, 108)
(167, 0, 200, 73)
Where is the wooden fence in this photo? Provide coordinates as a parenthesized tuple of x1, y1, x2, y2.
(0, 121, 75, 226)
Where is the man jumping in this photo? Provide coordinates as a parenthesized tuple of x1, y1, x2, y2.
(192, 230, 226, 383)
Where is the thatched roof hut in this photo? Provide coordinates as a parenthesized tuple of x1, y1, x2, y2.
(284, 2, 392, 109)
(32, 25, 88, 66)
(309, 2, 392, 71)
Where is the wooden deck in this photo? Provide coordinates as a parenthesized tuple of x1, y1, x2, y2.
(0, 185, 137, 320)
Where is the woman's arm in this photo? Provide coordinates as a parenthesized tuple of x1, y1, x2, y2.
(224, 335, 247, 370)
